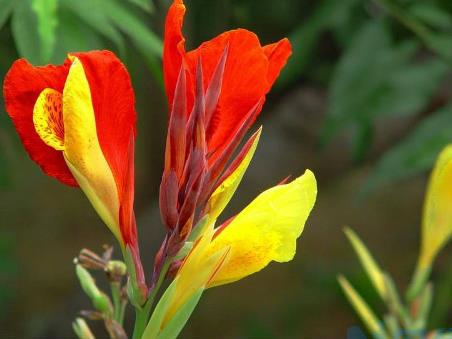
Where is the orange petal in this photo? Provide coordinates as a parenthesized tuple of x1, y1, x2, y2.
(3, 59, 76, 186)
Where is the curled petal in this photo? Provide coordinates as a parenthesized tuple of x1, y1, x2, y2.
(206, 169, 317, 287)
(63, 56, 121, 241)
(3, 59, 76, 185)
(163, 0, 187, 109)
(263, 38, 292, 90)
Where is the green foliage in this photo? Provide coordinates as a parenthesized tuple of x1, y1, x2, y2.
(4, 0, 162, 78)
(0, 232, 16, 318)
(322, 19, 448, 160)
(363, 104, 452, 195)
(31, 0, 58, 62)
(340, 228, 439, 337)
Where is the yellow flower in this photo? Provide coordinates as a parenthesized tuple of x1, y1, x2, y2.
(419, 145, 452, 269)
(157, 167, 317, 329)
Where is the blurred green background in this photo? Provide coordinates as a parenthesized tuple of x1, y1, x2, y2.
(0, 0, 452, 337)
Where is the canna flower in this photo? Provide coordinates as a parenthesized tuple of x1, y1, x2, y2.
(159, 0, 292, 254)
(148, 169, 317, 335)
(408, 144, 452, 298)
(3, 51, 145, 294)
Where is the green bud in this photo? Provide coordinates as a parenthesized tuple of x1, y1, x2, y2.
(72, 317, 95, 339)
(76, 264, 113, 316)
(106, 260, 127, 276)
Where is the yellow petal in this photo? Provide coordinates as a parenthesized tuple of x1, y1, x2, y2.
(62, 56, 121, 242)
(419, 144, 452, 269)
(162, 222, 229, 326)
(206, 169, 317, 287)
(205, 127, 261, 220)
(33, 88, 65, 151)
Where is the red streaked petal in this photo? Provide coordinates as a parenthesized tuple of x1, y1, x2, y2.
(263, 38, 292, 90)
(163, 0, 187, 109)
(160, 170, 180, 229)
(215, 128, 262, 188)
(3, 58, 76, 186)
(185, 29, 268, 154)
(166, 66, 188, 179)
(73, 50, 137, 213)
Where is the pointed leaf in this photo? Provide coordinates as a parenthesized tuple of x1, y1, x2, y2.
(12, 0, 41, 64)
(127, 0, 154, 13)
(344, 227, 387, 301)
(143, 277, 179, 339)
(31, 0, 58, 62)
(338, 275, 386, 338)
(61, 0, 125, 54)
(157, 288, 204, 339)
(363, 104, 452, 195)
(0, 0, 15, 31)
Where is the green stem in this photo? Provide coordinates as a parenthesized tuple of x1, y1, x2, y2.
(119, 299, 127, 325)
(132, 300, 153, 339)
(111, 282, 122, 323)
(406, 265, 431, 302)
(131, 257, 173, 339)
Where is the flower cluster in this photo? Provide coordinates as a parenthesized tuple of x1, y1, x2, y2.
(3, 0, 317, 337)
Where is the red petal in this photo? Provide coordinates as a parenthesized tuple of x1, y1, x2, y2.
(263, 38, 292, 90)
(163, 0, 187, 110)
(3, 59, 77, 186)
(74, 50, 137, 216)
(185, 29, 268, 154)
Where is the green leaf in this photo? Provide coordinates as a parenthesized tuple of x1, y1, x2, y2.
(11, 0, 42, 64)
(143, 277, 179, 339)
(50, 7, 103, 63)
(0, 0, 15, 31)
(338, 275, 387, 338)
(362, 104, 452, 195)
(344, 227, 387, 301)
(322, 18, 448, 158)
(99, 0, 162, 57)
(127, 0, 154, 13)
(277, 0, 359, 89)
(96, 0, 163, 84)
(31, 0, 58, 62)
(409, 3, 452, 30)
(157, 288, 204, 339)
(383, 59, 448, 117)
(61, 0, 125, 54)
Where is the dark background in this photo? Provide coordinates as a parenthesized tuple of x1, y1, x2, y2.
(0, 0, 451, 338)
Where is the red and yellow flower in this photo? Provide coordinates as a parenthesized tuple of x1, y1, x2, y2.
(159, 0, 293, 254)
(147, 2, 317, 333)
(3, 51, 145, 291)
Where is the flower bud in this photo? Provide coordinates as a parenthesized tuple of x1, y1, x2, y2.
(76, 264, 113, 316)
(106, 260, 127, 278)
(72, 318, 95, 339)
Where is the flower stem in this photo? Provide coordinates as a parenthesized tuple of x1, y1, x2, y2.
(131, 257, 172, 339)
